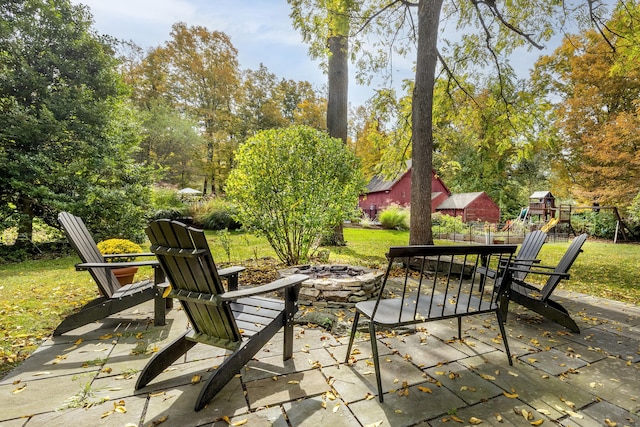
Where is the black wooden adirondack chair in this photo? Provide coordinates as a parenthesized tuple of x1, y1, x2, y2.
(135, 219, 308, 411)
(344, 244, 517, 402)
(501, 233, 588, 333)
(55, 212, 172, 336)
(478, 230, 547, 285)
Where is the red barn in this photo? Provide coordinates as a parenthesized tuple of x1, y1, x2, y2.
(359, 161, 450, 219)
(435, 192, 501, 223)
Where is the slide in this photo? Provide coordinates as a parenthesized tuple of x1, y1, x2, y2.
(541, 217, 559, 233)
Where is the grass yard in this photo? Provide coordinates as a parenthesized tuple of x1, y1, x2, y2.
(0, 228, 638, 378)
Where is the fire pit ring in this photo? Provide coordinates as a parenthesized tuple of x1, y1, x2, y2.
(280, 264, 383, 308)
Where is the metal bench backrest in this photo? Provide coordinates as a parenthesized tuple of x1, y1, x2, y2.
(370, 244, 518, 326)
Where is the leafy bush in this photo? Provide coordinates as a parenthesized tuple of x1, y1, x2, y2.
(188, 198, 241, 231)
(571, 210, 617, 239)
(378, 205, 409, 230)
(431, 213, 467, 234)
(226, 125, 365, 265)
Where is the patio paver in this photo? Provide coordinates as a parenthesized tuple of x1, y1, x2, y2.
(0, 289, 638, 427)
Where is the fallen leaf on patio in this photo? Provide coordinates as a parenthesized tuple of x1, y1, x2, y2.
(480, 374, 496, 380)
(364, 422, 383, 427)
(33, 371, 51, 376)
(309, 360, 322, 369)
(508, 371, 519, 377)
(151, 415, 169, 425)
(107, 387, 122, 391)
(537, 409, 551, 415)
(527, 358, 538, 363)
(222, 416, 231, 423)
(351, 348, 361, 355)
(365, 392, 375, 400)
(450, 414, 464, 423)
(272, 376, 278, 381)
(495, 413, 503, 422)
(566, 410, 583, 419)
(560, 398, 575, 409)
(74, 338, 83, 345)
(115, 403, 126, 413)
(101, 410, 114, 418)
(461, 385, 476, 392)
(326, 391, 336, 400)
(449, 372, 460, 380)
(519, 409, 532, 420)
(529, 419, 544, 425)
(12, 384, 27, 394)
(503, 391, 519, 398)
(469, 416, 483, 424)
(417, 386, 433, 393)
(191, 375, 201, 384)
(362, 370, 374, 375)
(435, 371, 446, 376)
(287, 380, 300, 385)
(394, 409, 404, 414)
(604, 418, 617, 426)
(99, 333, 113, 340)
(101, 367, 112, 374)
(149, 391, 166, 397)
(231, 419, 248, 426)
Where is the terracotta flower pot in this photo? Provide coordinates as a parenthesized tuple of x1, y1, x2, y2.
(113, 266, 138, 286)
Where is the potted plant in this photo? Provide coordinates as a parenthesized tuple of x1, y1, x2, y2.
(96, 238, 144, 286)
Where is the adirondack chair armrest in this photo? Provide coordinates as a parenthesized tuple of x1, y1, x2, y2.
(217, 266, 246, 278)
(75, 260, 160, 271)
(103, 252, 156, 260)
(219, 274, 308, 301)
(508, 266, 570, 279)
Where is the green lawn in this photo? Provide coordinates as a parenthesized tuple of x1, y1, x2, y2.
(0, 228, 638, 378)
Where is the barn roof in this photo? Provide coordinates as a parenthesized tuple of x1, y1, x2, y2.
(365, 160, 411, 193)
(436, 192, 485, 209)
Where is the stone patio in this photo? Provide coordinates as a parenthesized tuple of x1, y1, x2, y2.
(1, 289, 638, 426)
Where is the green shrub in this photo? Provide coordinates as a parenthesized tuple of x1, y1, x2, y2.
(226, 125, 366, 265)
(188, 198, 241, 231)
(378, 205, 409, 230)
(571, 210, 617, 238)
(431, 213, 467, 234)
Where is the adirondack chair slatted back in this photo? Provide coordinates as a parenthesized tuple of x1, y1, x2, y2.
(540, 233, 587, 301)
(146, 220, 241, 349)
(514, 230, 547, 280)
(370, 245, 518, 325)
(58, 211, 120, 297)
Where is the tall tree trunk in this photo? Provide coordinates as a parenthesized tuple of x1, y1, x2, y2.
(325, 7, 349, 246)
(410, 0, 443, 245)
(327, 34, 348, 245)
(16, 196, 35, 246)
(327, 35, 348, 143)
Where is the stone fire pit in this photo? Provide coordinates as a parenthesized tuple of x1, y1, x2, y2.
(280, 264, 383, 308)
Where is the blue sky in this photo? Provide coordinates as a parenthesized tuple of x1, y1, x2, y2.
(70, 1, 608, 106)
(71, 0, 384, 104)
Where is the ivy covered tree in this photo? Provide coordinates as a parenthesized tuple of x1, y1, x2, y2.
(0, 0, 153, 243)
(226, 126, 365, 265)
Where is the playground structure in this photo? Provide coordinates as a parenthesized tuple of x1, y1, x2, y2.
(504, 191, 633, 243)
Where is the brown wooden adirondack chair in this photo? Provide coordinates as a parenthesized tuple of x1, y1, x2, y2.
(501, 233, 588, 333)
(55, 212, 176, 335)
(135, 219, 308, 411)
(344, 244, 517, 402)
